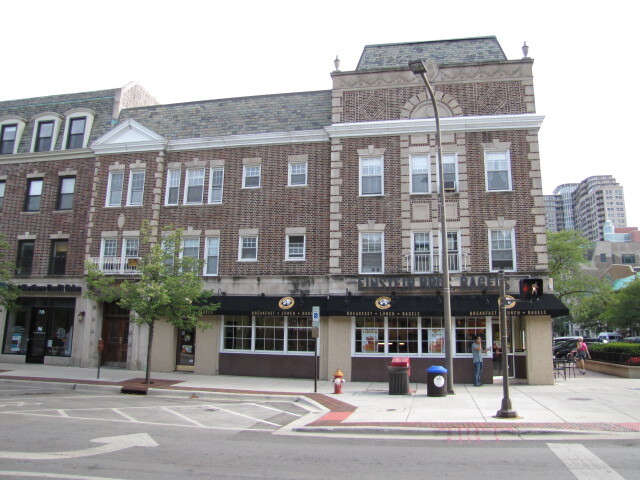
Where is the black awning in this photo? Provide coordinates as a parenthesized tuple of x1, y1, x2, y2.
(203, 293, 569, 317)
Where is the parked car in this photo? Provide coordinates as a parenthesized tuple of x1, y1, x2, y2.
(622, 336, 640, 343)
(597, 332, 624, 343)
(553, 338, 602, 358)
(553, 336, 579, 345)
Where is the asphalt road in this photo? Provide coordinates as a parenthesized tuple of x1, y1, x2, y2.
(1, 383, 638, 480)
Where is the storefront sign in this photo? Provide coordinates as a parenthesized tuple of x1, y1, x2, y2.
(19, 284, 82, 293)
(357, 275, 509, 292)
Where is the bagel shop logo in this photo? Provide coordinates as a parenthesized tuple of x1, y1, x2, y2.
(374, 296, 392, 310)
(278, 296, 295, 310)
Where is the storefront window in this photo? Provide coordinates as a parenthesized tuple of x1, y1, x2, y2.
(2, 307, 29, 354)
(223, 316, 313, 354)
(387, 317, 419, 354)
(355, 317, 385, 354)
(421, 317, 444, 353)
(455, 317, 487, 354)
(46, 307, 73, 356)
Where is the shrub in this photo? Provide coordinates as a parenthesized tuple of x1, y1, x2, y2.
(589, 342, 640, 355)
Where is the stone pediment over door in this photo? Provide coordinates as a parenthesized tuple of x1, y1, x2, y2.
(91, 118, 166, 154)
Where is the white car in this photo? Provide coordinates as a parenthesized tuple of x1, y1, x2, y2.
(597, 332, 624, 343)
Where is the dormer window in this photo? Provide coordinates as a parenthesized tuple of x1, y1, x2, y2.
(66, 117, 86, 149)
(61, 109, 95, 150)
(35, 121, 54, 152)
(0, 124, 17, 154)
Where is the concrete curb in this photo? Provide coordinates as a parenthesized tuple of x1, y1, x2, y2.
(292, 426, 595, 436)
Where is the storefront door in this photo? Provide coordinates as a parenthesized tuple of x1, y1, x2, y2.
(176, 329, 196, 371)
(26, 308, 48, 364)
(101, 302, 129, 368)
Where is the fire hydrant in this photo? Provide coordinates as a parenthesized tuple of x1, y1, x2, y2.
(333, 369, 345, 394)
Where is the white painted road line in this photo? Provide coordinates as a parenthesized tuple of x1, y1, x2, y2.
(547, 443, 625, 480)
(0, 433, 158, 460)
(0, 471, 128, 480)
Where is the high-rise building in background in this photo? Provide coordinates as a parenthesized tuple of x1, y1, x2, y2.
(545, 176, 626, 241)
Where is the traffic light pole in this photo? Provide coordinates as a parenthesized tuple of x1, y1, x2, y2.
(495, 270, 518, 419)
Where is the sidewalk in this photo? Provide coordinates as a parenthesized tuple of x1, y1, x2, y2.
(2, 362, 640, 437)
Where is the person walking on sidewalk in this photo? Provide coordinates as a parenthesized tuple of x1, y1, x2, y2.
(574, 336, 591, 374)
(472, 336, 490, 386)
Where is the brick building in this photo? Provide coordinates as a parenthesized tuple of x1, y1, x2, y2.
(1, 37, 567, 384)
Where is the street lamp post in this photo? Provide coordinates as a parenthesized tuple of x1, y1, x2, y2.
(409, 59, 454, 394)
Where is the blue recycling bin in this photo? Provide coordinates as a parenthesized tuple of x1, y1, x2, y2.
(426, 365, 447, 397)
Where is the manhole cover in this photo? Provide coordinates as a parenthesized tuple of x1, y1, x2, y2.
(567, 397, 591, 401)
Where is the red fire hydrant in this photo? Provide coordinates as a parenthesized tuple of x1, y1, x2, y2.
(333, 369, 345, 394)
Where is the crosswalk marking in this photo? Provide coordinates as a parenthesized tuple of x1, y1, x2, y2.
(547, 443, 625, 480)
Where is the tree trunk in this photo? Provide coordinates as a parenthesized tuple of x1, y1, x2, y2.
(144, 320, 155, 384)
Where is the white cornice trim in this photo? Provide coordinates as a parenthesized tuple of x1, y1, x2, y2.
(324, 114, 544, 138)
(0, 149, 94, 165)
(92, 118, 167, 154)
(167, 129, 329, 151)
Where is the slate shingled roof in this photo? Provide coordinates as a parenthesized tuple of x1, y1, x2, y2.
(356, 36, 507, 71)
(119, 90, 332, 139)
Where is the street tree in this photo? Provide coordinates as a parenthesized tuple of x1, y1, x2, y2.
(602, 278, 640, 335)
(85, 225, 217, 384)
(0, 234, 19, 310)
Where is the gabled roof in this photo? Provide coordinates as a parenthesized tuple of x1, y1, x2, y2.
(355, 36, 507, 71)
(92, 118, 166, 154)
(118, 90, 332, 140)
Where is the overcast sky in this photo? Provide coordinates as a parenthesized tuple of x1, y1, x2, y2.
(4, 0, 639, 228)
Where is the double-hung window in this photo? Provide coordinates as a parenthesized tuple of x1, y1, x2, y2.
(442, 153, 458, 192)
(446, 231, 461, 272)
(49, 240, 68, 275)
(288, 162, 307, 186)
(57, 176, 75, 210)
(485, 150, 512, 191)
(184, 168, 205, 204)
(0, 180, 5, 209)
(165, 169, 180, 205)
(209, 167, 224, 204)
(123, 238, 140, 271)
(205, 237, 220, 275)
(412, 232, 431, 273)
(360, 156, 383, 196)
(360, 232, 383, 273)
(243, 165, 261, 188)
(35, 121, 55, 152)
(0, 124, 17, 154)
(106, 171, 124, 207)
(239, 236, 258, 261)
(286, 235, 305, 261)
(410, 155, 429, 194)
(127, 170, 145, 206)
(101, 238, 118, 272)
(489, 229, 515, 271)
(16, 240, 35, 275)
(182, 238, 200, 271)
(66, 117, 87, 149)
(24, 179, 43, 212)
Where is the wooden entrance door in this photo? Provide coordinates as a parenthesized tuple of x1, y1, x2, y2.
(101, 303, 130, 367)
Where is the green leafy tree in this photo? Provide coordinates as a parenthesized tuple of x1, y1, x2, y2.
(602, 278, 640, 335)
(0, 235, 19, 310)
(571, 288, 615, 332)
(85, 225, 216, 384)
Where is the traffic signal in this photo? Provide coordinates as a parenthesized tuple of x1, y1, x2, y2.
(519, 279, 543, 300)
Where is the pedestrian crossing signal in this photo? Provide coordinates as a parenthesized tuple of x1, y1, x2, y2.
(519, 279, 543, 300)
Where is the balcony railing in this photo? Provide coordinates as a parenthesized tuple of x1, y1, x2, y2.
(405, 252, 468, 273)
(88, 257, 139, 275)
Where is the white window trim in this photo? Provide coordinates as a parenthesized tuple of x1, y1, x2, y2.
(105, 171, 124, 207)
(221, 316, 315, 356)
(484, 149, 512, 192)
(183, 168, 205, 205)
(204, 237, 220, 276)
(488, 228, 517, 272)
(411, 231, 433, 273)
(0, 118, 26, 155)
(285, 234, 306, 261)
(443, 231, 462, 273)
(242, 164, 261, 189)
(436, 153, 459, 193)
(288, 161, 308, 187)
(165, 168, 181, 206)
(122, 237, 140, 258)
(100, 238, 118, 259)
(30, 114, 63, 153)
(126, 170, 146, 206)
(359, 231, 384, 274)
(409, 154, 430, 195)
(181, 237, 201, 262)
(61, 109, 95, 150)
(359, 156, 384, 196)
(238, 235, 258, 262)
(208, 167, 224, 204)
